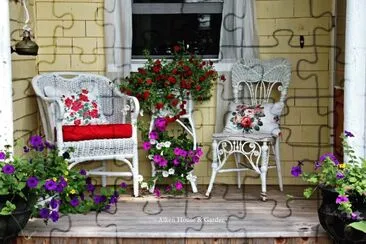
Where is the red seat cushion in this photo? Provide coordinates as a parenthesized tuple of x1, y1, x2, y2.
(62, 124, 133, 142)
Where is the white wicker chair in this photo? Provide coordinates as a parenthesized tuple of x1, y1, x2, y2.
(32, 72, 140, 197)
(206, 58, 291, 200)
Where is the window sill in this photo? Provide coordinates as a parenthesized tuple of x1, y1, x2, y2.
(131, 60, 233, 73)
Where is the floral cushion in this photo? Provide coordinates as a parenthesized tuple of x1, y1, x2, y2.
(223, 102, 283, 136)
(44, 86, 107, 126)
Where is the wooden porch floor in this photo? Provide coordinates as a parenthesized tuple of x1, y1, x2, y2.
(16, 185, 333, 243)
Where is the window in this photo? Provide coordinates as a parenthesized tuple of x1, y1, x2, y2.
(132, 0, 223, 59)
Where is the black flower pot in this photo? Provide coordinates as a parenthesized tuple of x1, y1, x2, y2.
(318, 186, 366, 244)
(0, 194, 34, 244)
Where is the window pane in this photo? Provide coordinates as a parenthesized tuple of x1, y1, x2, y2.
(132, 13, 222, 58)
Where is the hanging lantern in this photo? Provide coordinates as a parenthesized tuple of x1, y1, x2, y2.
(11, 0, 38, 56)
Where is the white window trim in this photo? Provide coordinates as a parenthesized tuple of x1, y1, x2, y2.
(131, 59, 232, 72)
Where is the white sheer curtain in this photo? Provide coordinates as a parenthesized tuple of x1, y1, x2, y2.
(215, 0, 259, 132)
(104, 0, 132, 82)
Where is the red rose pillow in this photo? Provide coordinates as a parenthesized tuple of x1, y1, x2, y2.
(44, 86, 108, 126)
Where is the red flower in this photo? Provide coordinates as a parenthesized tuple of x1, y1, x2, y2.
(172, 68, 178, 75)
(195, 85, 201, 91)
(171, 99, 179, 107)
(89, 109, 99, 118)
(173, 45, 181, 53)
(220, 74, 226, 82)
(138, 68, 147, 75)
(92, 101, 98, 108)
(199, 76, 205, 82)
(64, 98, 73, 108)
(153, 65, 161, 74)
(143, 90, 150, 100)
(155, 102, 164, 110)
(79, 93, 89, 102)
(81, 89, 88, 94)
(183, 65, 190, 71)
(74, 119, 81, 126)
(241, 117, 252, 128)
(71, 101, 83, 111)
(168, 76, 176, 85)
(146, 78, 152, 85)
(166, 93, 175, 99)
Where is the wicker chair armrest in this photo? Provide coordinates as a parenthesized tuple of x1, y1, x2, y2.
(113, 87, 140, 122)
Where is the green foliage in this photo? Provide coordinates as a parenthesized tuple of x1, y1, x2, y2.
(348, 221, 366, 233)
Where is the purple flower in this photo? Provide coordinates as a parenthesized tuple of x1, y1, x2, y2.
(192, 156, 200, 164)
(70, 197, 80, 207)
(336, 172, 344, 179)
(142, 141, 151, 151)
(195, 148, 203, 157)
(55, 184, 65, 193)
(44, 179, 57, 191)
(26, 176, 39, 188)
(50, 198, 59, 209)
(351, 211, 361, 220)
(175, 181, 183, 191)
(319, 153, 339, 165)
(174, 148, 181, 156)
(109, 195, 118, 204)
(79, 169, 87, 176)
(154, 188, 161, 198)
(165, 185, 172, 192)
(158, 158, 168, 167)
(120, 182, 127, 188)
(44, 141, 55, 149)
(344, 130, 354, 137)
(314, 161, 322, 170)
(93, 195, 107, 204)
(0, 151, 6, 160)
(29, 135, 43, 148)
(173, 158, 180, 166)
(153, 155, 163, 163)
(59, 177, 68, 188)
(180, 150, 187, 157)
(149, 131, 159, 140)
(86, 177, 92, 184)
(39, 208, 50, 219)
(336, 195, 349, 204)
(23, 146, 30, 153)
(50, 211, 59, 222)
(2, 164, 15, 174)
(154, 117, 167, 131)
(291, 165, 302, 177)
(87, 183, 95, 192)
(188, 150, 195, 157)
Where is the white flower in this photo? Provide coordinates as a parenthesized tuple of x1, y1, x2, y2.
(139, 109, 144, 116)
(148, 154, 154, 160)
(150, 139, 157, 145)
(168, 168, 175, 175)
(160, 151, 164, 156)
(162, 171, 169, 177)
(141, 182, 149, 189)
(164, 141, 171, 148)
(137, 175, 143, 183)
(156, 143, 163, 150)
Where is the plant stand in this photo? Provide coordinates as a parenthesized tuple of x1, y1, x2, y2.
(148, 98, 198, 193)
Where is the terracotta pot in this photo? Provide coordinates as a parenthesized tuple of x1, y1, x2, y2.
(318, 186, 366, 244)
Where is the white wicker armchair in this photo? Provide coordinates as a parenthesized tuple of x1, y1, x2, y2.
(32, 72, 140, 197)
(206, 58, 291, 200)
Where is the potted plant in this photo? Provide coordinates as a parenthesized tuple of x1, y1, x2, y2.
(119, 42, 225, 118)
(140, 117, 204, 196)
(291, 131, 366, 243)
(0, 135, 127, 242)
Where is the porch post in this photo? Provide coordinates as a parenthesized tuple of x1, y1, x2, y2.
(344, 0, 366, 161)
(0, 1, 13, 149)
